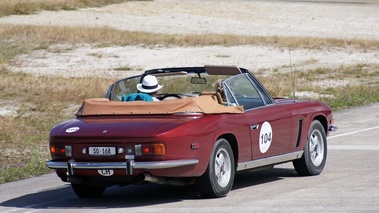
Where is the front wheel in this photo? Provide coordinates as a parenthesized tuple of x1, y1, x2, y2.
(293, 120, 327, 176)
(71, 183, 106, 198)
(198, 138, 235, 198)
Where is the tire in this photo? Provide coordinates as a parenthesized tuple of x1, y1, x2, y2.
(199, 138, 235, 198)
(293, 120, 327, 176)
(71, 183, 106, 198)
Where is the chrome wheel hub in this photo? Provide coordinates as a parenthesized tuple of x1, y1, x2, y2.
(309, 129, 324, 166)
(215, 148, 231, 187)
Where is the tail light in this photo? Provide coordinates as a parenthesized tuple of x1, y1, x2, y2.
(50, 145, 72, 157)
(135, 143, 165, 156)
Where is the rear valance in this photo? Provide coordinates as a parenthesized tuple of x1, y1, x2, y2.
(77, 96, 243, 116)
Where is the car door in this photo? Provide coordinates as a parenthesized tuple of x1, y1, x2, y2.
(223, 74, 292, 160)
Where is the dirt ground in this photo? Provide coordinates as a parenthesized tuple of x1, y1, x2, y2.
(1, 0, 379, 78)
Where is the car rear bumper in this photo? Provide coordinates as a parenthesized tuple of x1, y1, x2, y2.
(46, 159, 199, 176)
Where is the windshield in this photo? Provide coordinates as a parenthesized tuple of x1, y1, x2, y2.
(110, 73, 230, 102)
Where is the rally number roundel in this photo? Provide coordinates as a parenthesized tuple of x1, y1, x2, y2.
(259, 121, 273, 153)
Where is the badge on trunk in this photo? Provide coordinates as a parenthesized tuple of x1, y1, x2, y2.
(66, 127, 79, 133)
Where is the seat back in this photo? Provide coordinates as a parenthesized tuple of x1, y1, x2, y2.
(200, 91, 223, 104)
(121, 93, 153, 102)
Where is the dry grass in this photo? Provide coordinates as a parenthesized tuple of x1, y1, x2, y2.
(1, 24, 378, 56)
(1, 24, 378, 67)
(0, 0, 136, 17)
(0, 69, 113, 183)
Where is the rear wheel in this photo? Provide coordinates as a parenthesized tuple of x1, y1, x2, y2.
(199, 138, 235, 198)
(293, 120, 327, 176)
(71, 183, 106, 198)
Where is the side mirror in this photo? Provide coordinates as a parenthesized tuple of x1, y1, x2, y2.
(191, 77, 207, 84)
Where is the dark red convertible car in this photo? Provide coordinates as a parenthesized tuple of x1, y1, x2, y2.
(46, 65, 336, 198)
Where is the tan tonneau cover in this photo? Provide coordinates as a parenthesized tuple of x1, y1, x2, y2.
(77, 95, 243, 116)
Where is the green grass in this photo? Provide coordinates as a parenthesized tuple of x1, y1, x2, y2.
(256, 64, 379, 110)
(318, 84, 379, 110)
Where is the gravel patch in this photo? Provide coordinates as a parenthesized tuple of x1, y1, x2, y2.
(1, 0, 378, 39)
(2, 0, 378, 78)
(10, 44, 379, 78)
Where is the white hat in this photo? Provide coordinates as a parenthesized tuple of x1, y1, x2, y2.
(136, 75, 163, 93)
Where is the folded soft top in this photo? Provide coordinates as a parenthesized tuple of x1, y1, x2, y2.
(76, 95, 243, 116)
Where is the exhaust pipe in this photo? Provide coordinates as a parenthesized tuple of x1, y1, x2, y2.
(141, 173, 195, 186)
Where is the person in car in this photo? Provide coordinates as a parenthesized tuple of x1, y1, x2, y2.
(136, 75, 163, 101)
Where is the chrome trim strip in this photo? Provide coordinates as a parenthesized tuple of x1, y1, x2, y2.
(46, 159, 199, 171)
(173, 112, 203, 115)
(236, 151, 304, 171)
(133, 160, 199, 169)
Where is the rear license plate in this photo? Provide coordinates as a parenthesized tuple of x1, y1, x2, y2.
(89, 147, 116, 156)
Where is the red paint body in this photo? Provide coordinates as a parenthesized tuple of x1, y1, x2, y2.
(47, 66, 334, 190)
(49, 99, 333, 178)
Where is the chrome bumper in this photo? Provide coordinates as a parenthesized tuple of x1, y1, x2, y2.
(46, 159, 199, 176)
